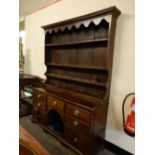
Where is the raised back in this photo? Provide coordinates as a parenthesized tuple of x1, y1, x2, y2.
(42, 6, 121, 105)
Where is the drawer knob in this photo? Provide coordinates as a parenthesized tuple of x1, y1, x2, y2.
(37, 94, 41, 98)
(52, 101, 57, 105)
(74, 110, 79, 116)
(73, 120, 78, 127)
(37, 103, 41, 107)
(73, 137, 77, 142)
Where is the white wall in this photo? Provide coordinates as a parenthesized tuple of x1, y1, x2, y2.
(25, 0, 135, 154)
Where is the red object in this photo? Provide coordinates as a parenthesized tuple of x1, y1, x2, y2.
(124, 97, 135, 136)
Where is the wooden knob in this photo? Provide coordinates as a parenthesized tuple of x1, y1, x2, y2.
(73, 120, 78, 127)
(37, 102, 41, 107)
(73, 137, 77, 142)
(74, 109, 79, 116)
(37, 94, 41, 98)
(52, 100, 57, 105)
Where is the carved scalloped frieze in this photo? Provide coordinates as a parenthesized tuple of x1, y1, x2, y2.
(45, 15, 112, 34)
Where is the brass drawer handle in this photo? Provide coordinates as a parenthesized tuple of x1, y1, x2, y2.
(52, 100, 57, 105)
(73, 120, 78, 127)
(74, 110, 79, 116)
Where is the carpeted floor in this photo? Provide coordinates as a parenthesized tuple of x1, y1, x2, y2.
(20, 115, 116, 155)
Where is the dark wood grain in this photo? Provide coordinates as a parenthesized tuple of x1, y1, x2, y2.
(32, 6, 121, 155)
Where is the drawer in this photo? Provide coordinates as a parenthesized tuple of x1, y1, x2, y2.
(33, 91, 46, 102)
(47, 96, 64, 118)
(66, 104, 91, 124)
(64, 127, 89, 153)
(65, 115, 90, 134)
(32, 109, 46, 125)
(33, 100, 46, 112)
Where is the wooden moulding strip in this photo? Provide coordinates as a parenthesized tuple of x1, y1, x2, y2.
(44, 84, 105, 107)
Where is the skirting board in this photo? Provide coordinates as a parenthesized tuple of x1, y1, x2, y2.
(104, 140, 134, 155)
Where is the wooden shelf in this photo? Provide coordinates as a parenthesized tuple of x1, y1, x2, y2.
(46, 63, 107, 71)
(40, 7, 121, 155)
(45, 38, 108, 47)
(45, 73, 106, 88)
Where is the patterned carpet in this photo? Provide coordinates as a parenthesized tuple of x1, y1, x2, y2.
(20, 115, 116, 155)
